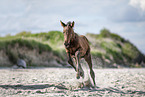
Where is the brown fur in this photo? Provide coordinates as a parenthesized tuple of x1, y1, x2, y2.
(60, 21, 96, 87)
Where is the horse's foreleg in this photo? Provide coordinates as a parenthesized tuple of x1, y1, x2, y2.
(67, 53, 76, 71)
(84, 53, 96, 87)
(75, 51, 80, 79)
(75, 51, 84, 79)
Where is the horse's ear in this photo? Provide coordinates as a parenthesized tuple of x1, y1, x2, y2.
(60, 20, 66, 27)
(71, 21, 75, 28)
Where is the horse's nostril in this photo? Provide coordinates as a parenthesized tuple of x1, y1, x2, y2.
(64, 43, 66, 45)
(64, 42, 70, 48)
(64, 42, 70, 46)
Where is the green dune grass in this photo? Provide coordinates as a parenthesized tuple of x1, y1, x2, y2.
(0, 29, 144, 67)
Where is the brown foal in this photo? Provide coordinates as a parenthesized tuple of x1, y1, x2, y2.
(60, 21, 96, 86)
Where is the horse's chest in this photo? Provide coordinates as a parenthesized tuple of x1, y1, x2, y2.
(65, 38, 80, 55)
(65, 46, 79, 55)
(69, 47, 77, 55)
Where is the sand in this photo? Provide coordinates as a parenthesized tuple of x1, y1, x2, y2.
(0, 68, 145, 97)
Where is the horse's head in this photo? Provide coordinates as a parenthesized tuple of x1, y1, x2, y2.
(60, 21, 75, 48)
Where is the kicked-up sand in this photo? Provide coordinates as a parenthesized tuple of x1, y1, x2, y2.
(0, 68, 145, 97)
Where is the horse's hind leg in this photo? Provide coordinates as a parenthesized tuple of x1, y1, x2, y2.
(84, 53, 96, 86)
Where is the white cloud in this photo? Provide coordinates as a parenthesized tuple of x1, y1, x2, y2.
(129, 0, 145, 11)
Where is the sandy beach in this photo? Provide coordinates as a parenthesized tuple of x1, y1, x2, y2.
(0, 68, 145, 97)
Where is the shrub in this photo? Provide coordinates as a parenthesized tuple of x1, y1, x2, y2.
(6, 49, 18, 64)
(110, 33, 126, 42)
(100, 28, 111, 37)
(16, 31, 31, 36)
(47, 31, 64, 44)
(0, 38, 52, 53)
(122, 42, 138, 60)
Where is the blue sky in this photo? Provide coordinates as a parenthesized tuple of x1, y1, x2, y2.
(0, 0, 145, 54)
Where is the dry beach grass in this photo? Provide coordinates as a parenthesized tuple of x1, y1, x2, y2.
(0, 68, 145, 96)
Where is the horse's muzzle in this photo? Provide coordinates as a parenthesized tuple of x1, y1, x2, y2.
(64, 42, 70, 48)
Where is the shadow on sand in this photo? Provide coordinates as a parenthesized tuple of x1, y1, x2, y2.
(0, 84, 68, 90)
(0, 84, 145, 96)
(73, 86, 145, 96)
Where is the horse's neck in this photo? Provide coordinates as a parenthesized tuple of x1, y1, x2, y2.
(71, 31, 75, 38)
(71, 32, 78, 42)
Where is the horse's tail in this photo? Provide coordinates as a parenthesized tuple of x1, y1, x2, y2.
(81, 35, 89, 43)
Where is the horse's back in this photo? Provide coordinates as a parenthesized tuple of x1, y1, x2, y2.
(80, 35, 89, 43)
(79, 35, 90, 55)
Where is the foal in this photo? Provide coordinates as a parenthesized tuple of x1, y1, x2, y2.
(60, 21, 96, 86)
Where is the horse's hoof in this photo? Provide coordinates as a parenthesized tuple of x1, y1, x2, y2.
(76, 76, 80, 79)
(76, 73, 80, 79)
